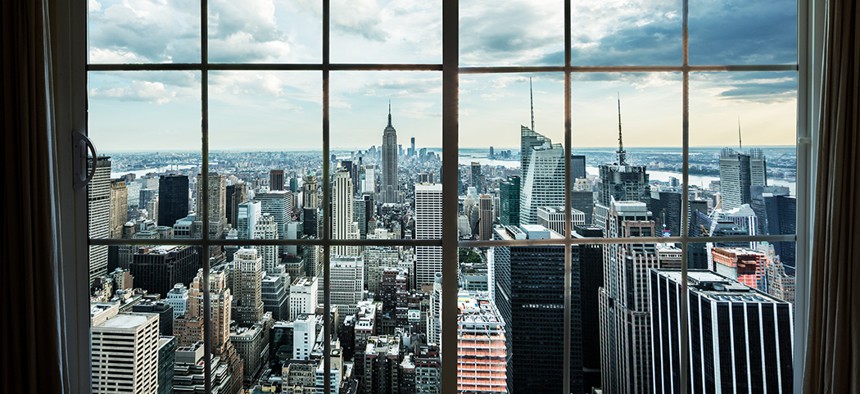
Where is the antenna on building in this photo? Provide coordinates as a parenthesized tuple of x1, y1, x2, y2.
(529, 77, 535, 132)
(388, 100, 392, 127)
(737, 116, 742, 150)
(617, 92, 627, 166)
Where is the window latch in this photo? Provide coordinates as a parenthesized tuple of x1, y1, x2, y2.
(73, 131, 97, 190)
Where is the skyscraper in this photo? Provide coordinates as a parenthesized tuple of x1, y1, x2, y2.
(492, 225, 583, 393)
(226, 182, 247, 227)
(520, 126, 552, 181)
(256, 190, 293, 254)
(195, 172, 227, 238)
(764, 195, 797, 266)
(303, 175, 319, 209)
(519, 141, 566, 225)
(176, 267, 244, 393)
(254, 190, 292, 233)
(261, 267, 290, 321)
(719, 148, 752, 210)
(712, 247, 768, 290)
(130, 245, 200, 297)
(477, 194, 494, 240)
(470, 162, 483, 193)
(415, 345, 441, 394)
(254, 214, 279, 273)
(158, 174, 189, 228)
(269, 169, 285, 191)
(415, 183, 443, 287)
(91, 304, 159, 394)
(109, 179, 128, 239)
(89, 156, 111, 285)
(362, 165, 377, 194)
(230, 248, 264, 326)
(574, 225, 605, 390)
(353, 196, 368, 238)
(648, 190, 683, 237)
(597, 96, 650, 208)
(360, 335, 404, 393)
(650, 269, 794, 393)
(381, 103, 399, 204)
(457, 293, 508, 393)
(571, 189, 595, 227)
(333, 167, 360, 256)
(289, 277, 319, 319)
(519, 78, 550, 178)
(499, 176, 520, 226)
(599, 201, 659, 394)
(237, 200, 261, 240)
(749, 148, 768, 187)
(571, 154, 587, 180)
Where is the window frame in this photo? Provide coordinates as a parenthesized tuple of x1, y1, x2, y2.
(51, 0, 818, 392)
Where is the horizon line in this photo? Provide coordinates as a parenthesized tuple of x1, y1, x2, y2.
(101, 144, 797, 154)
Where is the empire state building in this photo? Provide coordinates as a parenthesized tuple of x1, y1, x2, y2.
(381, 102, 399, 204)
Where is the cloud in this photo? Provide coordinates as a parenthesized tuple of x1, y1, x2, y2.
(694, 73, 797, 103)
(207, 0, 299, 62)
(88, 71, 200, 104)
(459, 0, 563, 66)
(687, 0, 797, 64)
(90, 80, 176, 104)
(88, 0, 201, 63)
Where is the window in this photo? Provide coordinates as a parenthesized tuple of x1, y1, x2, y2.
(84, 0, 801, 393)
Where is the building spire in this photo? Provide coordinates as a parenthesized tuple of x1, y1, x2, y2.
(388, 100, 392, 127)
(738, 116, 742, 150)
(617, 92, 627, 166)
(529, 77, 535, 132)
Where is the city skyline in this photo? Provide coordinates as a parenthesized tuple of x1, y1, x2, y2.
(88, 74, 799, 151)
(87, 111, 797, 392)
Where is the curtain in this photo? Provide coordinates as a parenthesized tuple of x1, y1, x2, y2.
(803, 0, 860, 392)
(0, 0, 66, 392)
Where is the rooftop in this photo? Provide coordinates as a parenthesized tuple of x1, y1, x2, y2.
(494, 224, 564, 241)
(97, 312, 155, 330)
(654, 269, 787, 304)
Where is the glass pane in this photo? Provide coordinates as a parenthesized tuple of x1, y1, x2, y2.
(331, 0, 441, 64)
(88, 0, 201, 64)
(689, 0, 798, 65)
(89, 244, 215, 393)
(330, 71, 442, 244)
(460, 0, 564, 67)
(572, 72, 682, 237)
(485, 242, 573, 392)
(571, 0, 682, 66)
(88, 71, 202, 240)
(208, 71, 322, 242)
(208, 0, 321, 63)
(460, 74, 565, 240)
(316, 243, 438, 393)
(596, 239, 667, 392)
(689, 71, 797, 235)
(681, 242, 795, 392)
(219, 245, 300, 388)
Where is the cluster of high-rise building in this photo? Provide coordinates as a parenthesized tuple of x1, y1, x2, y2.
(87, 91, 795, 393)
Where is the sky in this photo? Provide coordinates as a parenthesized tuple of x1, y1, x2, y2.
(86, 0, 798, 152)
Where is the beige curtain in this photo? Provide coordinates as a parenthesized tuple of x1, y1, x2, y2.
(803, 0, 860, 392)
(0, 0, 65, 392)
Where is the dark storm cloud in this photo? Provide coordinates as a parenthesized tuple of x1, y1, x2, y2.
(571, 23, 682, 66)
(687, 0, 797, 64)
